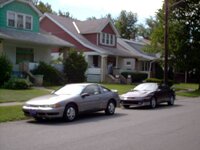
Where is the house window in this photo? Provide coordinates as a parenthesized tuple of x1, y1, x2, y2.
(100, 32, 115, 46)
(7, 12, 15, 27)
(7, 11, 33, 30)
(25, 16, 32, 30)
(17, 14, 24, 28)
(16, 48, 34, 64)
(142, 61, 150, 71)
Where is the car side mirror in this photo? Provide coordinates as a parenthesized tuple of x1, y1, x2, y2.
(81, 93, 90, 98)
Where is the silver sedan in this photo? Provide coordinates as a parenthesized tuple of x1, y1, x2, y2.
(22, 83, 120, 121)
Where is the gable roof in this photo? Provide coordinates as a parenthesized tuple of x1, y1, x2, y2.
(0, 0, 42, 16)
(0, 27, 74, 47)
(75, 18, 120, 36)
(41, 13, 124, 55)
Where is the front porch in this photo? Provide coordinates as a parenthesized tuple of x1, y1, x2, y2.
(85, 53, 155, 83)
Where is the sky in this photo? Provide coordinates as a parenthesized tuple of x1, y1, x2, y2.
(41, 0, 164, 24)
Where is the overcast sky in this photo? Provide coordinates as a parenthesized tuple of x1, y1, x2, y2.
(41, 0, 164, 24)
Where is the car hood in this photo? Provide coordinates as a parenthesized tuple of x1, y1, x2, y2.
(121, 90, 153, 98)
(26, 94, 76, 105)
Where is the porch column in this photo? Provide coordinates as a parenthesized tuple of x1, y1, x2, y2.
(101, 55, 107, 82)
(116, 56, 119, 68)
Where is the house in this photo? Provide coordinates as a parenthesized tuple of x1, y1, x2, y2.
(0, 0, 73, 76)
(40, 13, 157, 83)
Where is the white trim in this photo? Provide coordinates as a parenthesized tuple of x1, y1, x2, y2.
(73, 21, 80, 34)
(42, 13, 105, 54)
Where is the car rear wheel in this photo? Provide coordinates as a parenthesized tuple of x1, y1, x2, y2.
(168, 95, 174, 106)
(150, 97, 157, 109)
(63, 104, 77, 122)
(105, 101, 115, 115)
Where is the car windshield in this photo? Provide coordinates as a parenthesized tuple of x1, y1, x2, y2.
(133, 83, 158, 91)
(54, 84, 86, 95)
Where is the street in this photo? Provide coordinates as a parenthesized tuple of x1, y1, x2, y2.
(1, 97, 200, 150)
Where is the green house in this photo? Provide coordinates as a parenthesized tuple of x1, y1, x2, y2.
(0, 0, 73, 75)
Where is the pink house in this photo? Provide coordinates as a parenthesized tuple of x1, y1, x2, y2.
(40, 13, 156, 82)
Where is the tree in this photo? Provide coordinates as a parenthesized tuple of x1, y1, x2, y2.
(63, 49, 88, 83)
(146, 0, 200, 89)
(115, 10, 138, 39)
(29, 0, 55, 14)
(0, 54, 12, 87)
(58, 10, 74, 18)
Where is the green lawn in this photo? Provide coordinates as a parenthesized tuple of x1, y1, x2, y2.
(0, 105, 28, 122)
(0, 88, 50, 103)
(174, 83, 199, 91)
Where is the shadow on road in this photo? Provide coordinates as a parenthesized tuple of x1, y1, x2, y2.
(121, 104, 182, 111)
(26, 112, 127, 126)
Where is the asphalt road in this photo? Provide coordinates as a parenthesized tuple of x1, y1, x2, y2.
(1, 97, 200, 150)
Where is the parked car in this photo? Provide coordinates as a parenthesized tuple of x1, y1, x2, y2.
(22, 83, 120, 121)
(120, 83, 175, 109)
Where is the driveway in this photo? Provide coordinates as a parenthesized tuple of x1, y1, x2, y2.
(0, 97, 200, 150)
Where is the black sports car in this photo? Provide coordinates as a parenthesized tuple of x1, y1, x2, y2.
(120, 83, 175, 109)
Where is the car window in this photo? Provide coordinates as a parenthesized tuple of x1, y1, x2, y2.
(83, 85, 101, 95)
(100, 86, 110, 93)
(54, 84, 85, 95)
(134, 83, 158, 91)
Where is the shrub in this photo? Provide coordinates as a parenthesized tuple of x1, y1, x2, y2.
(31, 62, 65, 86)
(0, 54, 13, 87)
(121, 72, 148, 83)
(63, 49, 88, 83)
(145, 78, 174, 87)
(4, 78, 32, 89)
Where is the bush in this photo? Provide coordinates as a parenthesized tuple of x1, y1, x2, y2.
(145, 78, 174, 87)
(4, 78, 32, 89)
(63, 49, 88, 83)
(0, 54, 13, 87)
(31, 62, 65, 86)
(121, 72, 148, 83)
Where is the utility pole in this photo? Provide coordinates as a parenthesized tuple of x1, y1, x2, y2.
(164, 0, 169, 85)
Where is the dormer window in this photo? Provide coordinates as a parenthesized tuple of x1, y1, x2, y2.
(7, 11, 33, 30)
(100, 32, 116, 46)
(17, 14, 23, 28)
(8, 12, 15, 27)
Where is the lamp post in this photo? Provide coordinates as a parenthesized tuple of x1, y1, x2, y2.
(164, 0, 169, 85)
(164, 0, 185, 85)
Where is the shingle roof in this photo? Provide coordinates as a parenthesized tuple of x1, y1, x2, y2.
(75, 18, 110, 34)
(118, 38, 156, 60)
(0, 28, 74, 47)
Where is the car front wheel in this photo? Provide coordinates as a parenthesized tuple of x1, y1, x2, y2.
(63, 104, 77, 122)
(150, 97, 157, 109)
(105, 101, 116, 115)
(168, 95, 174, 106)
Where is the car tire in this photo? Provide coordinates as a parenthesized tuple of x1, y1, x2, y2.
(150, 97, 157, 109)
(123, 105, 130, 109)
(105, 100, 116, 115)
(63, 104, 77, 122)
(168, 95, 174, 106)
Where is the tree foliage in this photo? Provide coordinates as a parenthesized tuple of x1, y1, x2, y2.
(146, 0, 200, 88)
(115, 10, 138, 39)
(0, 54, 13, 87)
(63, 49, 88, 83)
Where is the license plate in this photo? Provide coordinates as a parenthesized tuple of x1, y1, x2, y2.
(29, 110, 37, 116)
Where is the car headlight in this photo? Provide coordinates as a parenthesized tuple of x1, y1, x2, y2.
(48, 103, 62, 108)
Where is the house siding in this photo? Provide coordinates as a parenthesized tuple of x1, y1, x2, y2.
(83, 33, 97, 45)
(40, 17, 91, 52)
(0, 1, 39, 32)
(102, 24, 115, 34)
